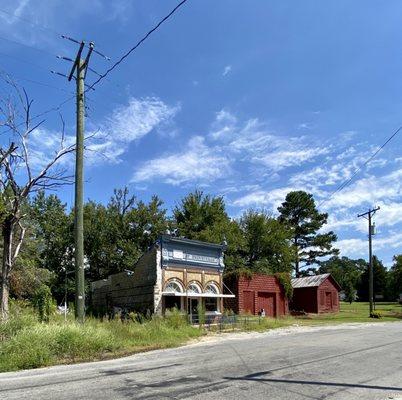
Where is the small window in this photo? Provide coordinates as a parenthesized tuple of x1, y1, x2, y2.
(187, 282, 202, 294)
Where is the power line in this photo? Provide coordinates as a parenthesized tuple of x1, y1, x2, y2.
(0, 9, 109, 60)
(318, 125, 402, 208)
(0, 7, 60, 36)
(0, 50, 53, 73)
(11, 74, 74, 94)
(0, 34, 57, 57)
(0, 94, 75, 135)
(87, 0, 189, 91)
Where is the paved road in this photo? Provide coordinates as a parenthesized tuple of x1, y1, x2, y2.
(1, 322, 402, 400)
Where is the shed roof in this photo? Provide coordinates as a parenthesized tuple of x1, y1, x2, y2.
(291, 273, 331, 289)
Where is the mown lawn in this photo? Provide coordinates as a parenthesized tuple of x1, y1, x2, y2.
(292, 301, 402, 325)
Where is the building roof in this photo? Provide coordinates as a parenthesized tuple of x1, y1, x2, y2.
(160, 234, 226, 250)
(291, 273, 331, 288)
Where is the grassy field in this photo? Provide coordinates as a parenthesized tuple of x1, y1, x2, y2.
(0, 301, 401, 373)
(0, 304, 203, 372)
(293, 301, 402, 325)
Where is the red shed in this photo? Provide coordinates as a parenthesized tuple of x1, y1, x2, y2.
(224, 274, 288, 317)
(290, 273, 341, 314)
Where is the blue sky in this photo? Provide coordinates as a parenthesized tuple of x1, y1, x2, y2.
(1, 0, 402, 266)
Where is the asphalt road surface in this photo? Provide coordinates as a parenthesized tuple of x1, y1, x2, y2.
(1, 322, 402, 400)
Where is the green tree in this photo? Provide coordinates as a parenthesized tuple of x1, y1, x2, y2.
(278, 191, 338, 277)
(126, 195, 169, 253)
(319, 256, 366, 291)
(386, 255, 402, 301)
(344, 281, 357, 304)
(357, 256, 387, 301)
(173, 191, 245, 271)
(83, 188, 168, 280)
(30, 191, 72, 302)
(239, 210, 293, 273)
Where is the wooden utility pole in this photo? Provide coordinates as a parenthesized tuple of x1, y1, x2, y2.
(358, 206, 380, 317)
(68, 41, 94, 323)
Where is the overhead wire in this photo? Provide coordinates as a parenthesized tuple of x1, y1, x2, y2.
(0, 7, 109, 60)
(0, 34, 57, 57)
(318, 125, 402, 208)
(87, 0, 189, 91)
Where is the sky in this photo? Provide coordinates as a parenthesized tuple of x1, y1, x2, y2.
(0, 0, 401, 267)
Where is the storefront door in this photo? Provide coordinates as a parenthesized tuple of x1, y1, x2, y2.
(187, 298, 199, 322)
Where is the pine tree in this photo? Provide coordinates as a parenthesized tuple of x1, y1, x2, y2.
(278, 191, 338, 277)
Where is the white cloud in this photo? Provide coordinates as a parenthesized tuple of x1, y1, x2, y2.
(18, 96, 179, 170)
(131, 136, 231, 186)
(254, 147, 330, 172)
(337, 232, 402, 258)
(0, 1, 135, 46)
(105, 97, 179, 143)
(86, 96, 179, 165)
(232, 186, 304, 211)
(222, 65, 232, 77)
(27, 127, 75, 171)
(324, 168, 402, 210)
(210, 110, 330, 172)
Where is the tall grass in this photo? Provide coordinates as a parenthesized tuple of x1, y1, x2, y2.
(0, 306, 202, 372)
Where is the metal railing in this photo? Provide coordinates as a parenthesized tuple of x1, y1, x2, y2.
(187, 314, 266, 331)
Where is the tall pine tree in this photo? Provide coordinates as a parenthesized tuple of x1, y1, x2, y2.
(278, 191, 338, 277)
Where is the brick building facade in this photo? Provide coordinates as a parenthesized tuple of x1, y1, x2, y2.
(224, 274, 289, 317)
(91, 235, 234, 319)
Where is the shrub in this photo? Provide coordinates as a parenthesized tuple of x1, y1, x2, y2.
(32, 285, 55, 322)
(370, 311, 382, 319)
(165, 308, 187, 329)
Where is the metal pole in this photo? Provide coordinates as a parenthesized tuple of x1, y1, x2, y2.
(74, 58, 85, 323)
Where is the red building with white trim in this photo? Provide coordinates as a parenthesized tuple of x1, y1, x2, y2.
(224, 274, 289, 317)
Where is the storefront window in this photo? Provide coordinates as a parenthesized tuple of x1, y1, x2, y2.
(205, 283, 219, 312)
(205, 297, 218, 312)
(165, 296, 181, 311)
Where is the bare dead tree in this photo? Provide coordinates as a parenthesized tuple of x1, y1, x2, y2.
(0, 77, 75, 321)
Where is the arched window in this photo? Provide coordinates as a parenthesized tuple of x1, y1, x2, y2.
(164, 280, 183, 294)
(204, 283, 220, 312)
(187, 282, 202, 294)
(205, 282, 219, 295)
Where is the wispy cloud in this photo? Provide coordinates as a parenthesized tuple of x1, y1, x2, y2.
(86, 96, 179, 165)
(131, 136, 230, 186)
(25, 96, 180, 170)
(222, 65, 232, 77)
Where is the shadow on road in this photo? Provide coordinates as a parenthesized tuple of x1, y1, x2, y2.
(224, 375, 402, 392)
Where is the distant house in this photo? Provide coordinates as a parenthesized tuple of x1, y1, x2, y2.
(224, 274, 289, 317)
(290, 273, 341, 314)
(91, 235, 234, 320)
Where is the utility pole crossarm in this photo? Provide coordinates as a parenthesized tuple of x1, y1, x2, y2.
(357, 206, 380, 219)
